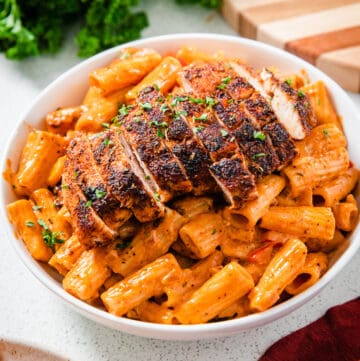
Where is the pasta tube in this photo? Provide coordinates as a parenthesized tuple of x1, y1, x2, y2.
(126, 56, 182, 100)
(285, 252, 328, 295)
(48, 235, 86, 276)
(128, 301, 177, 324)
(229, 175, 285, 227)
(313, 168, 359, 207)
(7, 199, 53, 262)
(283, 147, 349, 196)
(101, 254, 181, 317)
(89, 48, 162, 95)
(63, 248, 110, 301)
(172, 196, 214, 219)
(176, 262, 254, 324)
(14, 131, 67, 196)
(46, 105, 85, 135)
(179, 213, 225, 259)
(106, 208, 185, 276)
(47, 155, 66, 187)
(260, 206, 335, 240)
(249, 239, 307, 312)
(306, 229, 345, 253)
(176, 46, 224, 65)
(332, 199, 359, 232)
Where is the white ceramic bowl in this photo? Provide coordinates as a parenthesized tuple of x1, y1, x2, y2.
(1, 34, 360, 340)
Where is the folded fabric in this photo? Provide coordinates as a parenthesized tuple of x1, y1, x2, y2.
(259, 297, 360, 361)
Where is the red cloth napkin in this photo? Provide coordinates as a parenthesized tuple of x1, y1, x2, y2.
(259, 297, 360, 361)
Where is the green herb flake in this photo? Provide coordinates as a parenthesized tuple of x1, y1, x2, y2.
(139, 102, 153, 110)
(220, 129, 228, 137)
(73, 170, 80, 179)
(253, 153, 266, 160)
(171, 96, 187, 106)
(160, 104, 169, 113)
(133, 117, 142, 123)
(25, 221, 35, 227)
(285, 79, 292, 85)
(103, 137, 114, 147)
(154, 193, 161, 202)
(253, 130, 266, 141)
(156, 129, 165, 138)
(323, 129, 330, 138)
(41, 228, 65, 253)
(119, 104, 129, 116)
(194, 125, 205, 133)
(61, 184, 69, 190)
(298, 90, 306, 98)
(211, 228, 217, 235)
(194, 113, 208, 122)
(101, 122, 110, 129)
(205, 96, 216, 107)
(174, 110, 187, 120)
(32, 205, 43, 212)
(145, 175, 151, 180)
(95, 189, 106, 199)
(189, 97, 205, 104)
(37, 219, 48, 230)
(227, 98, 234, 104)
(153, 84, 160, 91)
(85, 200, 93, 208)
(222, 76, 231, 84)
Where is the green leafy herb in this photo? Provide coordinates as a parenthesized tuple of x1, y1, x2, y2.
(298, 90, 306, 98)
(194, 125, 205, 133)
(205, 96, 217, 107)
(150, 120, 168, 128)
(95, 189, 106, 199)
(253, 130, 266, 141)
(220, 129, 228, 137)
(145, 175, 151, 180)
(253, 153, 266, 160)
(189, 97, 205, 104)
(119, 104, 129, 116)
(73, 170, 80, 179)
(174, 110, 187, 120)
(154, 193, 160, 202)
(211, 228, 217, 235)
(101, 122, 110, 129)
(32, 205, 43, 212)
(156, 129, 165, 138)
(285, 79, 292, 85)
(38, 219, 64, 252)
(227, 99, 234, 104)
(217, 76, 231, 90)
(153, 83, 160, 91)
(193, 113, 208, 122)
(61, 184, 69, 190)
(139, 102, 152, 110)
(103, 137, 114, 147)
(85, 200, 93, 208)
(160, 104, 169, 113)
(25, 220, 35, 227)
(171, 96, 188, 106)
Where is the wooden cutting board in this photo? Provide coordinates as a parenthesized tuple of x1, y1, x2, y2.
(221, 0, 360, 93)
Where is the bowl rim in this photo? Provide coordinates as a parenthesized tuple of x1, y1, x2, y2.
(1, 33, 360, 339)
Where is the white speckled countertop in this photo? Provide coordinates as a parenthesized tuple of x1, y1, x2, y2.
(1, 2, 359, 360)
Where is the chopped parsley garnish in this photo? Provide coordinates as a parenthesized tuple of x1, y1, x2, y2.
(285, 79, 292, 85)
(73, 170, 80, 179)
(153, 84, 160, 91)
(220, 129, 228, 137)
(193, 113, 208, 122)
(171, 96, 187, 106)
(145, 175, 151, 180)
(133, 117, 142, 123)
(32, 205, 43, 212)
(253, 130, 266, 141)
(211, 228, 217, 235)
(323, 129, 330, 138)
(61, 184, 69, 190)
(25, 221, 35, 227)
(136, 110, 143, 116)
(160, 104, 169, 113)
(194, 125, 205, 133)
(189, 97, 205, 104)
(174, 110, 187, 120)
(154, 193, 160, 202)
(156, 129, 165, 138)
(115, 239, 132, 250)
(139, 102, 152, 110)
(103, 137, 114, 147)
(101, 122, 110, 129)
(85, 200, 93, 208)
(216, 76, 231, 89)
(38, 219, 64, 252)
(157, 96, 164, 103)
(95, 189, 106, 199)
(253, 153, 266, 160)
(205, 96, 217, 107)
(298, 90, 306, 98)
(150, 120, 168, 128)
(119, 104, 130, 116)
(227, 98, 234, 104)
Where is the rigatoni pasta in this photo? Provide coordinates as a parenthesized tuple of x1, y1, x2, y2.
(5, 45, 359, 325)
